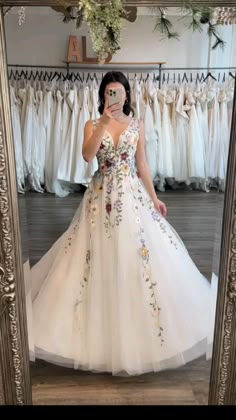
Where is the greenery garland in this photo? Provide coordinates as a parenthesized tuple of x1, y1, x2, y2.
(78, 0, 125, 63)
(53, 1, 227, 61)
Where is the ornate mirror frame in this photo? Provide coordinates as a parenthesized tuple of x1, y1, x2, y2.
(0, 0, 236, 405)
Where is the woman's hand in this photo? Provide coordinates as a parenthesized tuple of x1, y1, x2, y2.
(154, 198, 167, 218)
(100, 98, 123, 126)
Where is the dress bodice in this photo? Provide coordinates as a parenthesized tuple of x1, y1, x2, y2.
(95, 117, 140, 177)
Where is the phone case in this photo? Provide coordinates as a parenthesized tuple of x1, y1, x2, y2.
(108, 88, 122, 107)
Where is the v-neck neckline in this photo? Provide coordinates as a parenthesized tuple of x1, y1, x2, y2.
(105, 117, 133, 150)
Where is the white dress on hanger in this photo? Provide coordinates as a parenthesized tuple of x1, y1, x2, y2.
(18, 87, 28, 179)
(132, 78, 146, 120)
(10, 85, 25, 193)
(207, 84, 220, 180)
(22, 85, 44, 192)
(185, 89, 205, 180)
(44, 89, 55, 192)
(57, 87, 78, 184)
(152, 86, 164, 186)
(58, 85, 97, 185)
(143, 79, 159, 182)
(157, 87, 174, 178)
(217, 87, 229, 189)
(30, 117, 213, 375)
(174, 86, 189, 182)
(90, 79, 100, 121)
(35, 89, 47, 186)
(48, 89, 69, 197)
(197, 86, 209, 181)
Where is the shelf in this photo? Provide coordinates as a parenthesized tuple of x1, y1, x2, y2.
(62, 61, 166, 71)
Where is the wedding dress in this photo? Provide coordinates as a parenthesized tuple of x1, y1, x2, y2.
(30, 117, 212, 375)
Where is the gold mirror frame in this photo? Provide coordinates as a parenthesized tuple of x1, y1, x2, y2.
(0, 0, 236, 406)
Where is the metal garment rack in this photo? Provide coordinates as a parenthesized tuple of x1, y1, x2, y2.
(160, 66, 236, 84)
(8, 64, 236, 87)
(7, 62, 165, 87)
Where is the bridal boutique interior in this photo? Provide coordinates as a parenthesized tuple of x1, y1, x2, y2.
(1, 4, 236, 405)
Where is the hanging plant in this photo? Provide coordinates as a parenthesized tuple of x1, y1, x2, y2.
(80, 0, 125, 63)
(152, 3, 226, 50)
(52, 0, 133, 63)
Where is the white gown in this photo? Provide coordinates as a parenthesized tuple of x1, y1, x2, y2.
(144, 80, 159, 182)
(31, 117, 212, 375)
(10, 86, 25, 193)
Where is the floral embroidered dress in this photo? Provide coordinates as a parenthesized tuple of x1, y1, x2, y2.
(31, 117, 211, 375)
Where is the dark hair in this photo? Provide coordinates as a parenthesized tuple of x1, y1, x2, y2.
(98, 71, 134, 116)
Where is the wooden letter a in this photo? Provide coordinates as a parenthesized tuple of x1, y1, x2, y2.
(67, 36, 82, 63)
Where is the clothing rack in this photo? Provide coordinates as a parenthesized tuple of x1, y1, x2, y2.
(8, 62, 164, 88)
(8, 64, 236, 89)
(160, 66, 236, 85)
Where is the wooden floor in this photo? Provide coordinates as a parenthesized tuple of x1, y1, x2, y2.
(18, 189, 224, 405)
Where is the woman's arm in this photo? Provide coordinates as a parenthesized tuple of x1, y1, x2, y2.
(83, 100, 123, 162)
(82, 120, 107, 162)
(135, 120, 167, 217)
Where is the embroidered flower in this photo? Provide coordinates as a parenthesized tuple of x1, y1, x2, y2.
(113, 199, 122, 211)
(90, 219, 95, 228)
(122, 164, 130, 174)
(91, 203, 99, 215)
(121, 152, 127, 161)
(136, 217, 141, 224)
(86, 250, 91, 264)
(105, 159, 112, 168)
(140, 246, 149, 259)
(106, 203, 112, 214)
(151, 210, 159, 221)
(96, 184, 103, 193)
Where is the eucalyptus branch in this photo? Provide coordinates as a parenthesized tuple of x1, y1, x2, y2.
(153, 8, 180, 41)
(151, 3, 225, 51)
(208, 23, 226, 50)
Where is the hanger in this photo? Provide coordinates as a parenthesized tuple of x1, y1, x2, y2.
(93, 72, 98, 84)
(74, 72, 83, 83)
(182, 72, 188, 83)
(229, 71, 236, 80)
(203, 72, 217, 82)
(9, 69, 15, 80)
(86, 72, 92, 83)
(190, 73, 193, 83)
(145, 73, 149, 82)
(167, 72, 170, 84)
(173, 72, 176, 84)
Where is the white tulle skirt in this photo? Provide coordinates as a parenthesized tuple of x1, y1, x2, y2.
(28, 170, 214, 375)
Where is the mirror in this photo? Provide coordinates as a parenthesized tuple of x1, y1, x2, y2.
(1, 1, 236, 405)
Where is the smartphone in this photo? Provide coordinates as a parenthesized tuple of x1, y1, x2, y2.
(108, 88, 123, 107)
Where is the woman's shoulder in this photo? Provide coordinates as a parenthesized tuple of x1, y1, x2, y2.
(85, 118, 101, 129)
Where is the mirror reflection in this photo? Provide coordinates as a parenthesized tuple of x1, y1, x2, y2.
(5, 5, 235, 405)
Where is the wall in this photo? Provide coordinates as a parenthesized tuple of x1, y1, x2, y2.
(4, 6, 236, 70)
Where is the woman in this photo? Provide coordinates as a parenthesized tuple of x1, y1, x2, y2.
(31, 71, 211, 375)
